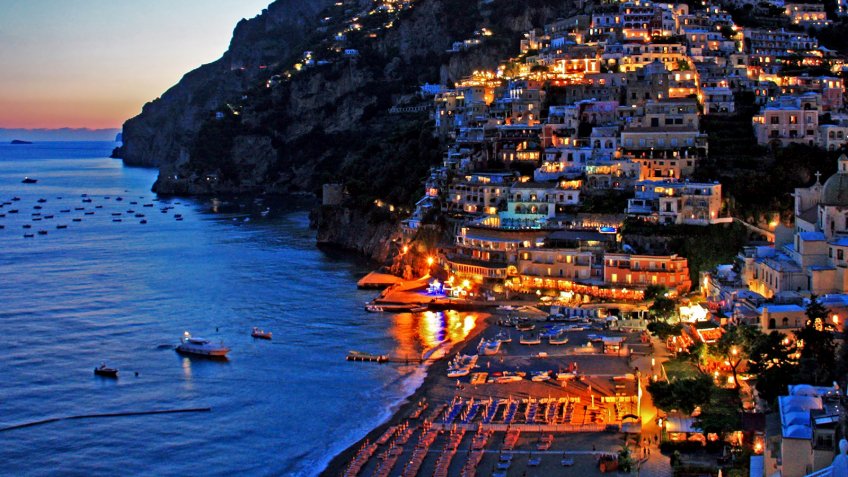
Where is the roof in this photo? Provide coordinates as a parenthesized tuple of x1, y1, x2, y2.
(799, 231, 826, 241)
(546, 230, 615, 243)
(758, 304, 805, 314)
(778, 394, 821, 439)
(831, 237, 848, 247)
(822, 158, 848, 206)
(665, 413, 700, 434)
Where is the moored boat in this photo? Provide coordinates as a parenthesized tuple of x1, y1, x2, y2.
(549, 333, 569, 345)
(94, 363, 118, 378)
(515, 320, 535, 331)
(251, 327, 272, 340)
(495, 330, 512, 343)
(176, 332, 230, 358)
(477, 338, 502, 356)
(531, 370, 552, 382)
(22, 177, 37, 184)
(519, 333, 541, 345)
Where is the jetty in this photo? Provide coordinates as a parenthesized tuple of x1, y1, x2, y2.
(346, 351, 389, 363)
(357, 272, 403, 289)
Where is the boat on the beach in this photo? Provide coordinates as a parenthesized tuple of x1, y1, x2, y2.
(495, 330, 512, 343)
(176, 332, 230, 358)
(515, 320, 535, 331)
(477, 338, 501, 356)
(531, 370, 552, 382)
(251, 327, 272, 340)
(365, 303, 384, 313)
(491, 371, 525, 383)
(21, 177, 37, 184)
(549, 333, 569, 345)
(94, 363, 118, 378)
(446, 353, 478, 377)
(519, 333, 541, 345)
(409, 305, 428, 313)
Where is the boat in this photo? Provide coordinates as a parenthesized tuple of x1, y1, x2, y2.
(531, 370, 552, 382)
(56, 225, 67, 229)
(85, 211, 95, 215)
(251, 327, 272, 340)
(446, 354, 478, 378)
(495, 330, 512, 343)
(477, 338, 502, 356)
(72, 218, 82, 222)
(22, 177, 37, 184)
(519, 333, 541, 345)
(491, 371, 525, 383)
(37, 198, 46, 203)
(175, 332, 230, 358)
(22, 224, 31, 229)
(23, 233, 34, 238)
(37, 230, 48, 235)
(94, 363, 118, 378)
(82, 198, 92, 203)
(8, 209, 18, 214)
(515, 320, 535, 331)
(140, 220, 148, 224)
(549, 333, 569, 345)
(365, 303, 384, 313)
(409, 305, 428, 313)
(33, 205, 42, 210)
(60, 209, 70, 213)
(135, 213, 145, 218)
(11, 197, 20, 201)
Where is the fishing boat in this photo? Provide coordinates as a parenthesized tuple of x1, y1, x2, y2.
(495, 330, 512, 343)
(515, 320, 535, 331)
(477, 338, 502, 356)
(175, 332, 230, 358)
(519, 333, 541, 345)
(56, 224, 68, 229)
(37, 198, 46, 203)
(21, 177, 37, 184)
(251, 327, 272, 340)
(549, 333, 569, 345)
(94, 363, 118, 378)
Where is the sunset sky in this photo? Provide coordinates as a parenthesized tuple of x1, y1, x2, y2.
(0, 0, 272, 129)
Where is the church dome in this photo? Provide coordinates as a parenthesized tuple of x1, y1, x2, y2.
(821, 155, 848, 206)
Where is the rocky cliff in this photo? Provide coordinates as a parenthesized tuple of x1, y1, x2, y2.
(114, 0, 579, 255)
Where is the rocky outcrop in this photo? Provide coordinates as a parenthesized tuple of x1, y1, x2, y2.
(310, 206, 400, 262)
(114, 0, 336, 168)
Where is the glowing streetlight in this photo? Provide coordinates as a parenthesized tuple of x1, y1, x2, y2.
(426, 256, 434, 267)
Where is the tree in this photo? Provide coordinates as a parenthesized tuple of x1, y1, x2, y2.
(795, 296, 836, 385)
(694, 388, 742, 439)
(713, 325, 762, 389)
(645, 285, 668, 301)
(647, 321, 683, 340)
(649, 296, 676, 321)
(648, 375, 714, 414)
(747, 331, 797, 407)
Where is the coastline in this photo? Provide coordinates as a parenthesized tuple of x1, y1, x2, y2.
(319, 313, 493, 477)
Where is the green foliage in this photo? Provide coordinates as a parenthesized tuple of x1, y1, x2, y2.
(747, 331, 797, 407)
(694, 388, 742, 438)
(647, 321, 683, 340)
(649, 296, 676, 321)
(645, 285, 669, 301)
(648, 374, 714, 414)
(617, 446, 634, 473)
(795, 297, 836, 385)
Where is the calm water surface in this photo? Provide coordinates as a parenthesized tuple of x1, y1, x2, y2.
(0, 142, 475, 476)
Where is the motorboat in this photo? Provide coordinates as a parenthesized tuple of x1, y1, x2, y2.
(515, 320, 535, 331)
(94, 363, 118, 378)
(251, 327, 272, 340)
(531, 370, 552, 382)
(176, 332, 230, 358)
(491, 371, 525, 383)
(519, 333, 541, 345)
(549, 333, 569, 345)
(37, 198, 46, 203)
(365, 303, 384, 313)
(22, 177, 37, 184)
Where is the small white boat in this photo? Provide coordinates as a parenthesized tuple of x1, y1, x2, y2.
(519, 333, 541, 345)
(446, 354, 478, 377)
(491, 371, 525, 384)
(251, 327, 272, 340)
(176, 332, 230, 358)
(495, 330, 512, 343)
(531, 371, 552, 382)
(365, 303, 384, 313)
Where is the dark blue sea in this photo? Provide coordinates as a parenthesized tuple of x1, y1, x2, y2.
(0, 142, 475, 476)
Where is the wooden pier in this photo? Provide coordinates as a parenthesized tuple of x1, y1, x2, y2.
(346, 351, 389, 363)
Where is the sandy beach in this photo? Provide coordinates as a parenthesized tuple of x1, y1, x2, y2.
(320, 308, 671, 477)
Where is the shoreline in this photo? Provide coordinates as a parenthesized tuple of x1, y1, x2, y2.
(319, 312, 493, 477)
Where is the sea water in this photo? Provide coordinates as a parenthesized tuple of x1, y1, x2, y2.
(0, 142, 469, 476)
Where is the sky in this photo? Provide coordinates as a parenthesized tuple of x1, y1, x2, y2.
(0, 0, 273, 129)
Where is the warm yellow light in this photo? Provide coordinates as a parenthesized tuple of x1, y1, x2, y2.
(402, 245, 408, 254)
(462, 280, 471, 289)
(426, 257, 434, 266)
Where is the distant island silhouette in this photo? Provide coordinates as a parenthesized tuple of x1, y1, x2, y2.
(11, 139, 32, 145)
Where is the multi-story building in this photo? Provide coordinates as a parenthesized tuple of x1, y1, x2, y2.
(626, 180, 727, 225)
(603, 253, 692, 295)
(752, 93, 821, 147)
(445, 172, 515, 215)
